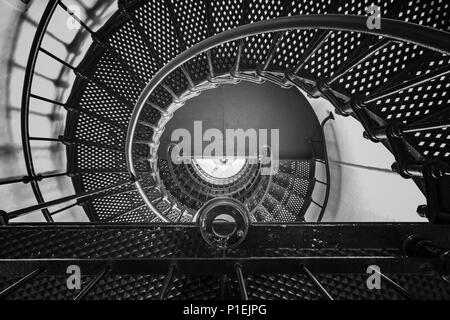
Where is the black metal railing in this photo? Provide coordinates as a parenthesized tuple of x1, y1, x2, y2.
(0, 223, 449, 300)
(1, 0, 450, 299)
(124, 14, 450, 222)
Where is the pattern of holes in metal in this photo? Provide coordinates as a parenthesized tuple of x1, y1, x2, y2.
(0, 274, 221, 300)
(110, 205, 155, 223)
(272, 172, 309, 196)
(140, 107, 161, 126)
(274, 184, 306, 214)
(90, 49, 142, 105)
(269, 0, 333, 70)
(78, 171, 154, 221)
(94, 191, 147, 222)
(186, 53, 210, 84)
(163, 68, 189, 95)
(303, 31, 365, 79)
(147, 85, 173, 109)
(263, 193, 298, 222)
(2, 272, 449, 300)
(240, 0, 287, 69)
(374, 54, 450, 124)
(254, 160, 313, 222)
(209, 0, 244, 73)
(245, 273, 450, 300)
(132, 143, 150, 159)
(338, 42, 426, 96)
(79, 172, 130, 192)
(74, 145, 126, 171)
(77, 81, 132, 127)
(0, 228, 214, 259)
(73, 113, 126, 148)
(398, 0, 450, 31)
(0, 227, 403, 259)
(278, 160, 313, 177)
(130, 0, 182, 65)
(107, 18, 159, 84)
(64, 0, 450, 223)
(368, 53, 450, 162)
(170, 0, 208, 49)
(159, 160, 201, 211)
(407, 127, 450, 162)
(255, 205, 274, 222)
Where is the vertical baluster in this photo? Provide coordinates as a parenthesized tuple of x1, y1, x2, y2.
(293, 30, 332, 75)
(367, 266, 412, 300)
(21, 1, 60, 223)
(363, 65, 450, 105)
(0, 268, 44, 300)
(74, 266, 110, 300)
(58, 1, 147, 88)
(159, 262, 177, 300)
(301, 265, 333, 300)
(235, 263, 248, 300)
(6, 179, 134, 219)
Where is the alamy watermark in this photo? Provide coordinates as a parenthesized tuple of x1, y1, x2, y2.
(66, 5, 83, 30)
(366, 265, 382, 290)
(366, 5, 381, 30)
(170, 121, 279, 175)
(66, 265, 81, 290)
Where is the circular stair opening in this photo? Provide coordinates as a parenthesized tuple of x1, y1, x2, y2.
(192, 157, 247, 181)
(212, 213, 237, 238)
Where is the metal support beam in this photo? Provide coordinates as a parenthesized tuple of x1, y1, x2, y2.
(0, 257, 443, 277)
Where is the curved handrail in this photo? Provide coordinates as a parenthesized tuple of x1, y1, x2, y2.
(21, 1, 60, 222)
(317, 112, 335, 222)
(125, 14, 450, 219)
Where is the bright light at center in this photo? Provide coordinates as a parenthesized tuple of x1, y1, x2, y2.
(194, 158, 247, 179)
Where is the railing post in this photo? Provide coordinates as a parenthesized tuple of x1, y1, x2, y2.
(74, 266, 110, 300)
(234, 263, 248, 300)
(301, 265, 333, 300)
(0, 268, 45, 300)
(367, 266, 412, 300)
(159, 262, 177, 300)
(316, 112, 334, 222)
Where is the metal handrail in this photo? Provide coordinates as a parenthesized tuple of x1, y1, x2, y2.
(125, 15, 450, 219)
(18, 0, 113, 223)
(21, 1, 60, 222)
(19, 7, 450, 223)
(316, 112, 334, 222)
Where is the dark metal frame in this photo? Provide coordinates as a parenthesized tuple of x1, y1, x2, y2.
(310, 112, 334, 222)
(1, 0, 449, 299)
(0, 223, 449, 299)
(125, 14, 450, 223)
(2, 0, 445, 223)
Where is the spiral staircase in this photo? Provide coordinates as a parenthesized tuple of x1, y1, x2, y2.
(0, 0, 450, 300)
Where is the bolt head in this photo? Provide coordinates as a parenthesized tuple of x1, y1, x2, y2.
(363, 131, 370, 140)
(0, 210, 9, 226)
(416, 205, 428, 218)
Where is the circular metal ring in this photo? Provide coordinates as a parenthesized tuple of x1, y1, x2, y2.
(197, 197, 249, 249)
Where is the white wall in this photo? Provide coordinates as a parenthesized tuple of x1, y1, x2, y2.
(307, 95, 426, 222)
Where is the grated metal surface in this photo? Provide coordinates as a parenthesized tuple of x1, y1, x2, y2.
(27, 0, 450, 299)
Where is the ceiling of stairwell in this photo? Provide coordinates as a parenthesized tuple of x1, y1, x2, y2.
(158, 81, 324, 160)
(0, 0, 426, 223)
